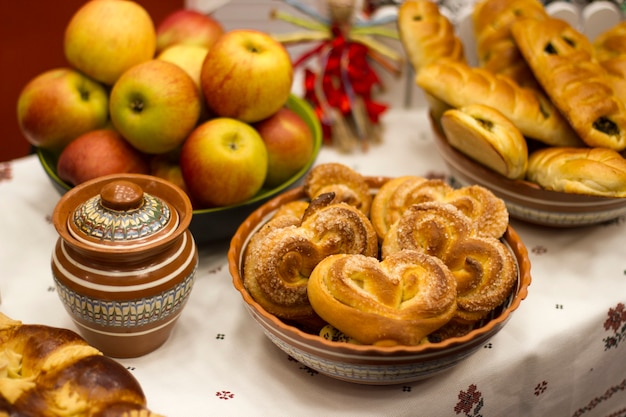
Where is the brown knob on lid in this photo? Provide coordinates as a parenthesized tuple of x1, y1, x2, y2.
(100, 180, 144, 211)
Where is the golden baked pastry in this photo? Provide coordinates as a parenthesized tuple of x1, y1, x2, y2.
(303, 162, 372, 215)
(243, 193, 379, 321)
(0, 313, 162, 417)
(526, 146, 626, 197)
(594, 21, 626, 104)
(370, 176, 453, 240)
(440, 103, 529, 180)
(397, 0, 465, 73)
(417, 58, 582, 147)
(511, 16, 626, 151)
(371, 175, 508, 240)
(472, 0, 547, 88)
(381, 202, 517, 323)
(307, 250, 457, 346)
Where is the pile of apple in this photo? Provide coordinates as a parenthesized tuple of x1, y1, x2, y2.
(17, 0, 315, 209)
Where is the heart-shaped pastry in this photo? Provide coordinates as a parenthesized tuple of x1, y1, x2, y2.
(382, 202, 518, 323)
(307, 250, 457, 346)
(243, 193, 378, 321)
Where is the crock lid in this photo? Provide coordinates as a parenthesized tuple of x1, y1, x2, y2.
(66, 179, 180, 248)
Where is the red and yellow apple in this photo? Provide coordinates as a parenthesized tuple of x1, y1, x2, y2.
(180, 118, 268, 208)
(155, 9, 224, 53)
(200, 29, 294, 123)
(253, 107, 315, 188)
(109, 59, 202, 155)
(64, 0, 156, 85)
(17, 68, 109, 151)
(57, 128, 150, 186)
(149, 150, 189, 196)
(157, 44, 209, 90)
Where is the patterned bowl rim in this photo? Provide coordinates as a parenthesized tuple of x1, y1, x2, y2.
(228, 176, 532, 356)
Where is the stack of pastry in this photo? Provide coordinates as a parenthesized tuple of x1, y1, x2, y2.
(0, 313, 163, 417)
(398, 0, 626, 198)
(242, 163, 518, 346)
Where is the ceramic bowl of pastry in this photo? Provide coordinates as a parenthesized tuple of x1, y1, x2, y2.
(227, 176, 532, 385)
(429, 115, 626, 227)
(37, 94, 322, 245)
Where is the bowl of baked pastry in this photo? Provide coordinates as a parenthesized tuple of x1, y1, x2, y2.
(397, 0, 626, 227)
(228, 163, 532, 385)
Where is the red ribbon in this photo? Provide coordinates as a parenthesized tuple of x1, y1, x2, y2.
(295, 28, 388, 140)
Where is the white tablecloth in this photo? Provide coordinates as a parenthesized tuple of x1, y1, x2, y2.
(2, 108, 626, 417)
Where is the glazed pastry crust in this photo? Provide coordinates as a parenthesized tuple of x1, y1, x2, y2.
(307, 250, 457, 346)
(511, 17, 626, 151)
(243, 194, 379, 320)
(416, 58, 582, 147)
(0, 313, 163, 417)
(440, 103, 528, 180)
(397, 0, 465, 73)
(526, 146, 626, 197)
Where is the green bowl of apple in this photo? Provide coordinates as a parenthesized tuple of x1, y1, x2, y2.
(37, 94, 323, 246)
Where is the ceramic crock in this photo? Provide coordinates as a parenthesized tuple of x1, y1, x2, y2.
(51, 173, 198, 358)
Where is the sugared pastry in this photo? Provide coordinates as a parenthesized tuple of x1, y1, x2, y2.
(381, 202, 517, 323)
(243, 193, 379, 321)
(370, 176, 453, 240)
(440, 104, 528, 180)
(443, 185, 509, 239)
(0, 313, 163, 417)
(511, 16, 626, 151)
(416, 58, 582, 147)
(526, 146, 626, 197)
(397, 0, 465, 73)
(307, 250, 457, 346)
(303, 162, 372, 215)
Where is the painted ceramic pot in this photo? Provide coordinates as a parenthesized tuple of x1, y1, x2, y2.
(51, 173, 198, 358)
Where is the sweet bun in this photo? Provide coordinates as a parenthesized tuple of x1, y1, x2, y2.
(511, 16, 626, 151)
(397, 0, 465, 73)
(526, 146, 626, 197)
(303, 162, 372, 215)
(440, 103, 528, 180)
(0, 313, 162, 417)
(416, 58, 582, 147)
(307, 250, 457, 346)
(243, 193, 379, 321)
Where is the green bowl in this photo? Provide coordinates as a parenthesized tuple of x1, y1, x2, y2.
(37, 94, 323, 245)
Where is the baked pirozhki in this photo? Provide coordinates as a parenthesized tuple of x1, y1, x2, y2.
(0, 313, 163, 417)
(511, 17, 626, 151)
(303, 162, 372, 215)
(370, 176, 453, 240)
(381, 202, 518, 323)
(472, 0, 547, 88)
(526, 147, 626, 197)
(243, 193, 379, 321)
(440, 104, 529, 180)
(416, 58, 582, 147)
(397, 0, 465, 73)
(594, 21, 626, 104)
(307, 250, 457, 346)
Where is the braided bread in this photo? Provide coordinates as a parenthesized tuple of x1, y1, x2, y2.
(511, 16, 626, 151)
(416, 58, 582, 147)
(243, 193, 379, 321)
(0, 313, 162, 417)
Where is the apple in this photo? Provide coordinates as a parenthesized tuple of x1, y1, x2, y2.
(149, 150, 189, 196)
(157, 44, 209, 90)
(253, 107, 315, 188)
(180, 118, 268, 208)
(155, 9, 224, 53)
(17, 67, 109, 151)
(200, 29, 294, 123)
(109, 59, 202, 155)
(57, 128, 150, 186)
(64, 0, 156, 85)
